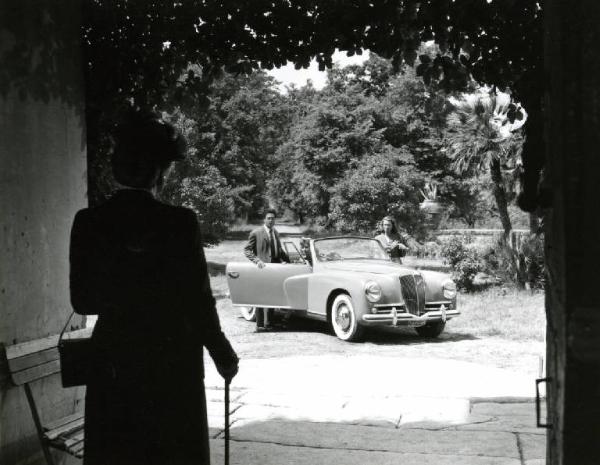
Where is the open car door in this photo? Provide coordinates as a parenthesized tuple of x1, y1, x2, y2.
(227, 243, 311, 308)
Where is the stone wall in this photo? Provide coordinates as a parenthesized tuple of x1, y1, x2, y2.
(0, 1, 87, 464)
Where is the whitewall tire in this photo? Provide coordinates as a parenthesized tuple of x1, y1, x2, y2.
(330, 294, 364, 342)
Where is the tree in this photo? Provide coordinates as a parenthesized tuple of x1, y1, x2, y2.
(268, 84, 388, 223)
(329, 150, 426, 236)
(159, 111, 251, 245)
(160, 160, 237, 246)
(79, 1, 543, 210)
(174, 70, 292, 219)
(334, 54, 491, 229)
(445, 91, 524, 236)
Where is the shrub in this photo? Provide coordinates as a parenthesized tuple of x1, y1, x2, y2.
(452, 249, 484, 291)
(440, 235, 483, 291)
(483, 233, 545, 290)
(521, 234, 546, 289)
(439, 235, 473, 267)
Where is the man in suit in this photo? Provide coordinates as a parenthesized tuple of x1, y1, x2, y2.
(244, 208, 289, 330)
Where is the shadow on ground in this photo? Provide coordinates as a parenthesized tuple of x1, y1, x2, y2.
(256, 314, 478, 345)
(208, 409, 545, 465)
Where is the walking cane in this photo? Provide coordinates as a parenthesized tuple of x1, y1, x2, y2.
(224, 379, 230, 465)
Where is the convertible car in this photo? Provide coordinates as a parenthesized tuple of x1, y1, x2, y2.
(226, 236, 459, 341)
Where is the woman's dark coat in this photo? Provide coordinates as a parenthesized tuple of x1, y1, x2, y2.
(69, 189, 236, 465)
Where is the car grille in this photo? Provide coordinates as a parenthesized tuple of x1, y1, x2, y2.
(400, 274, 426, 316)
(374, 305, 405, 314)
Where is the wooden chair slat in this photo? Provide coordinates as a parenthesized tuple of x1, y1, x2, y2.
(5, 328, 91, 360)
(70, 441, 85, 457)
(45, 417, 84, 441)
(11, 360, 61, 385)
(8, 347, 60, 373)
(61, 431, 84, 449)
(43, 411, 85, 432)
(6, 334, 61, 360)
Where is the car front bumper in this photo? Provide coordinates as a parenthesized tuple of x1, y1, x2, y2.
(361, 304, 459, 327)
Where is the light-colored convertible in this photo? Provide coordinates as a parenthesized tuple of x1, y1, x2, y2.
(226, 236, 459, 341)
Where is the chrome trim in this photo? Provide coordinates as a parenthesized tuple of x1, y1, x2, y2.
(425, 300, 453, 306)
(362, 309, 460, 323)
(422, 309, 460, 318)
(374, 300, 453, 309)
(232, 304, 293, 309)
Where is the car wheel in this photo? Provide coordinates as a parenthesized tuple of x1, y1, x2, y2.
(330, 294, 364, 342)
(415, 321, 446, 338)
(239, 306, 256, 322)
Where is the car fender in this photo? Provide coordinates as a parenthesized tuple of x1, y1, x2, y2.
(418, 269, 453, 301)
(283, 273, 311, 310)
(307, 272, 370, 320)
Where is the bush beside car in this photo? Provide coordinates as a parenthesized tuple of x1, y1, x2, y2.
(439, 233, 545, 292)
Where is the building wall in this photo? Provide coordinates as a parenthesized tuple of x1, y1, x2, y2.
(0, 2, 87, 464)
(545, 1, 600, 464)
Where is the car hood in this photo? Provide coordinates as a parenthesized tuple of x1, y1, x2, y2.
(319, 260, 413, 275)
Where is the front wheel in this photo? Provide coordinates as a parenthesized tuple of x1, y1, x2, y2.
(330, 294, 364, 342)
(239, 306, 256, 322)
(415, 321, 446, 338)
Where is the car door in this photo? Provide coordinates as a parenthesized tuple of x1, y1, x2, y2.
(226, 261, 311, 308)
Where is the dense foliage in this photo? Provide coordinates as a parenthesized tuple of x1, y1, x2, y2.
(81, 0, 543, 210)
(440, 232, 545, 291)
(85, 45, 530, 244)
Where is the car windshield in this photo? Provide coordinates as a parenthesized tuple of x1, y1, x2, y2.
(313, 237, 389, 262)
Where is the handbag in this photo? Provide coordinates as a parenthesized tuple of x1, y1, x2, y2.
(58, 312, 94, 387)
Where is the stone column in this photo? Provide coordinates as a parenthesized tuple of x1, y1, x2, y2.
(545, 1, 600, 464)
(0, 1, 87, 464)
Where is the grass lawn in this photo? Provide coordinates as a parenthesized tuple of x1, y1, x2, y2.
(451, 288, 546, 342)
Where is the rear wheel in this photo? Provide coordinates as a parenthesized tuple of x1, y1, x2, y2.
(415, 321, 446, 338)
(239, 306, 256, 322)
(330, 294, 364, 342)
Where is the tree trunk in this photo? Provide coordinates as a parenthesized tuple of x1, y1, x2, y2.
(529, 212, 539, 234)
(489, 158, 512, 236)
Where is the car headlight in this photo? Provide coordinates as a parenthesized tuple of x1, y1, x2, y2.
(364, 281, 382, 303)
(442, 279, 457, 299)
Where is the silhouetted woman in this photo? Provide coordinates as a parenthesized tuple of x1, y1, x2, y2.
(69, 112, 238, 465)
(374, 216, 410, 264)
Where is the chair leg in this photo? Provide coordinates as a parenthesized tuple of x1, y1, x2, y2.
(23, 383, 56, 465)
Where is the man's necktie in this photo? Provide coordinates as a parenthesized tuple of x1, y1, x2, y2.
(269, 228, 276, 262)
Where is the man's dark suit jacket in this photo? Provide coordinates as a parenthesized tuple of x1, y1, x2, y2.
(69, 189, 237, 465)
(244, 226, 289, 264)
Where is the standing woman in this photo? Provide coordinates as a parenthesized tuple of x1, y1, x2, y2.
(69, 112, 238, 465)
(374, 216, 410, 264)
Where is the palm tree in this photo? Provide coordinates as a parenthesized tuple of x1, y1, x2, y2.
(445, 91, 524, 237)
